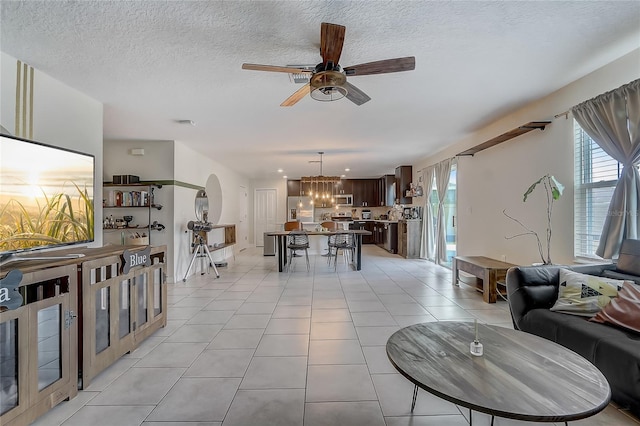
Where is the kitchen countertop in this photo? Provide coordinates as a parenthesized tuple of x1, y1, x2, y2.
(279, 219, 408, 225)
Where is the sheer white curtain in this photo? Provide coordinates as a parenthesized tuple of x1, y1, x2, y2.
(572, 79, 640, 258)
(434, 158, 454, 263)
(420, 166, 435, 260)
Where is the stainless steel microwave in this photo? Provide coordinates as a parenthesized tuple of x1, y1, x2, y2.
(334, 194, 353, 206)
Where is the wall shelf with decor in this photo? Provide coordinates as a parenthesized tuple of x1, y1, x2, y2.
(395, 166, 413, 204)
(103, 183, 164, 245)
(457, 121, 551, 156)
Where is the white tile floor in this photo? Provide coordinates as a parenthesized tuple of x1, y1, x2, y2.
(32, 246, 639, 426)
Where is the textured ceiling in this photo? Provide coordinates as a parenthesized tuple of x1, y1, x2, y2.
(1, 1, 639, 180)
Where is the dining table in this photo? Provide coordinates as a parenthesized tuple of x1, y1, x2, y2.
(265, 229, 372, 272)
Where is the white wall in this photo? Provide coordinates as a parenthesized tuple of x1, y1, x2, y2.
(102, 139, 251, 282)
(103, 139, 174, 275)
(172, 141, 251, 282)
(1, 51, 104, 246)
(413, 49, 640, 266)
(103, 139, 174, 181)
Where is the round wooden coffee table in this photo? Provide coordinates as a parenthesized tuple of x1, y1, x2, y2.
(386, 322, 611, 425)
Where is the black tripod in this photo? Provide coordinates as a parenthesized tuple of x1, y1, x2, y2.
(182, 234, 219, 282)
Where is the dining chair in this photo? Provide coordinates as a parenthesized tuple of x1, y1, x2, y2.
(284, 221, 303, 258)
(328, 233, 355, 270)
(321, 221, 339, 258)
(287, 230, 310, 272)
(284, 221, 302, 231)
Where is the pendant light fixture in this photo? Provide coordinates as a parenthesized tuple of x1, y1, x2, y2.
(301, 152, 342, 203)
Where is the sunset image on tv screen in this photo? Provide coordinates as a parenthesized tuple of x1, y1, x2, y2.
(0, 135, 94, 253)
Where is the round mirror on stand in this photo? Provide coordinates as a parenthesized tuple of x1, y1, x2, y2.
(205, 174, 223, 225)
(195, 189, 209, 222)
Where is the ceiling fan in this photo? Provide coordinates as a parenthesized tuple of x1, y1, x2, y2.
(242, 22, 415, 107)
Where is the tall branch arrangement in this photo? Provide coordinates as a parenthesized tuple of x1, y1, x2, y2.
(503, 174, 564, 265)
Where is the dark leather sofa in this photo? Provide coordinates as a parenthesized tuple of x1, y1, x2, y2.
(506, 239, 640, 416)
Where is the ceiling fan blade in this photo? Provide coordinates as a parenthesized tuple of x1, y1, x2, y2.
(320, 22, 345, 66)
(344, 82, 371, 106)
(281, 83, 310, 107)
(344, 56, 415, 76)
(242, 63, 312, 74)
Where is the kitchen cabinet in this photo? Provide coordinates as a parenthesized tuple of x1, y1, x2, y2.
(352, 179, 379, 207)
(398, 222, 407, 257)
(336, 179, 352, 195)
(287, 180, 302, 196)
(398, 219, 422, 258)
(365, 179, 379, 207)
(352, 180, 362, 206)
(363, 221, 375, 244)
(395, 166, 413, 204)
(349, 221, 374, 245)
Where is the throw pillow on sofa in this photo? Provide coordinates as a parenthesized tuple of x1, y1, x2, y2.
(550, 269, 627, 316)
(590, 282, 640, 334)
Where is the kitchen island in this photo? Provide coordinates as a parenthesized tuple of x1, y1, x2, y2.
(266, 229, 372, 272)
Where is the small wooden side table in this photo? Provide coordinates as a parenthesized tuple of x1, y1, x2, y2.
(452, 256, 517, 303)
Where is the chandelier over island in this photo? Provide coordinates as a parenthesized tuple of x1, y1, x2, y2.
(300, 152, 342, 205)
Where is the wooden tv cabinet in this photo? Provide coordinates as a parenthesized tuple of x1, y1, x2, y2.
(0, 244, 167, 426)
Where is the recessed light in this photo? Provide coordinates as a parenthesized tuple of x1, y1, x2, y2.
(277, 169, 283, 173)
(345, 168, 350, 172)
(341, 174, 346, 178)
(283, 175, 288, 179)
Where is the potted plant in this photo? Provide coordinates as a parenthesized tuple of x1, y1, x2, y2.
(503, 174, 564, 265)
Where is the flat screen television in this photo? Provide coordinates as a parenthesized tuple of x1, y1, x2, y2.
(0, 133, 95, 259)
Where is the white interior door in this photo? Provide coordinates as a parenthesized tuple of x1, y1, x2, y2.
(254, 189, 277, 247)
(238, 185, 248, 250)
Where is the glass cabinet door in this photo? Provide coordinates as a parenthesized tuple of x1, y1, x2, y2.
(119, 279, 132, 339)
(135, 273, 148, 328)
(37, 304, 62, 391)
(0, 319, 19, 415)
(95, 287, 110, 354)
(153, 267, 163, 318)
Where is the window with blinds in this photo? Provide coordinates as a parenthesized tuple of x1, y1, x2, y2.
(573, 120, 622, 258)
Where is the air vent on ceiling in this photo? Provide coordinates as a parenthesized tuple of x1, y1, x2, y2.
(286, 65, 315, 83)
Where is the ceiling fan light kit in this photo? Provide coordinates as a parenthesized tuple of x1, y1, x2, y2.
(309, 68, 348, 102)
(242, 22, 415, 107)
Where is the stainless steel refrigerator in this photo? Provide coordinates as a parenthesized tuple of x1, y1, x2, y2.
(287, 196, 314, 222)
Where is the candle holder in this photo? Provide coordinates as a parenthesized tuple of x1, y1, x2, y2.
(470, 319, 483, 357)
